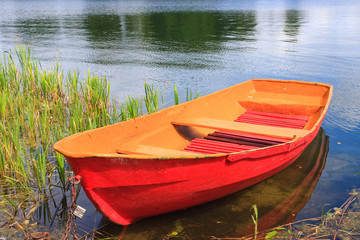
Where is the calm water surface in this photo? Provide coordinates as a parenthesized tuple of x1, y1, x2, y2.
(1, 0, 360, 238)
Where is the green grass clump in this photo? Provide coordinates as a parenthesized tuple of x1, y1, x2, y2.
(0, 45, 200, 231)
(0, 46, 117, 190)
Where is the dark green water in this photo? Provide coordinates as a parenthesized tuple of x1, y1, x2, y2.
(1, 0, 360, 238)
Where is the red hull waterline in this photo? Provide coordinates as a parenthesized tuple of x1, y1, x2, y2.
(54, 79, 333, 225)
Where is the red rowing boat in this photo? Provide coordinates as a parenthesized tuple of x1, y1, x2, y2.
(54, 79, 332, 225)
(93, 128, 329, 239)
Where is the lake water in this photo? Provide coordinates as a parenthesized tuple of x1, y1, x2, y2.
(1, 0, 360, 238)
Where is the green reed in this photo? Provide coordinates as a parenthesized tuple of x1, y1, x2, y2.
(174, 83, 200, 105)
(0, 46, 115, 190)
(186, 88, 200, 102)
(144, 82, 161, 113)
(0, 45, 200, 230)
(174, 83, 179, 105)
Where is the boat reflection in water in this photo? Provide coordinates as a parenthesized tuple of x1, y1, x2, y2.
(96, 128, 329, 239)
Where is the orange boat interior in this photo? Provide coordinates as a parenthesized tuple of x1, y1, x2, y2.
(54, 79, 332, 159)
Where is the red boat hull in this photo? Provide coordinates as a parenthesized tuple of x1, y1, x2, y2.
(66, 124, 321, 225)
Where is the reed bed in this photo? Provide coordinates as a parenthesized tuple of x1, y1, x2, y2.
(0, 45, 199, 237)
(0, 46, 115, 190)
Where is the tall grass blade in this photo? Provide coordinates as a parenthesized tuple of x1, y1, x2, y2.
(174, 83, 179, 105)
(144, 82, 161, 114)
(1, 192, 17, 209)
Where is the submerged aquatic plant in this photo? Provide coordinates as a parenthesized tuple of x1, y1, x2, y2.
(251, 204, 259, 240)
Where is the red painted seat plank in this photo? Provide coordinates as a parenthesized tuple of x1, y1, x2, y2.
(184, 138, 258, 154)
(186, 143, 241, 153)
(184, 146, 222, 154)
(205, 135, 268, 148)
(236, 110, 309, 129)
(245, 110, 309, 121)
(187, 139, 243, 151)
(235, 117, 305, 129)
(212, 131, 289, 144)
(207, 133, 274, 147)
(237, 115, 306, 127)
(191, 138, 249, 149)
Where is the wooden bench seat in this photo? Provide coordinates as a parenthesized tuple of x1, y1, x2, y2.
(116, 144, 200, 157)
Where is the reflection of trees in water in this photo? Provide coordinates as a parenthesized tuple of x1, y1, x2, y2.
(83, 14, 122, 42)
(14, 18, 60, 42)
(10, 10, 306, 54)
(81, 11, 257, 53)
(140, 11, 257, 52)
(284, 10, 303, 42)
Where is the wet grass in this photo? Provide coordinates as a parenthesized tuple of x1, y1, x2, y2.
(0, 45, 199, 238)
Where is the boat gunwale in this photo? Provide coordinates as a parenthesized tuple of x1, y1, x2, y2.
(53, 79, 333, 160)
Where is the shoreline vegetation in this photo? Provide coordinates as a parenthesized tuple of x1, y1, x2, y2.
(0, 46, 359, 239)
(224, 189, 360, 240)
(0, 45, 200, 239)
